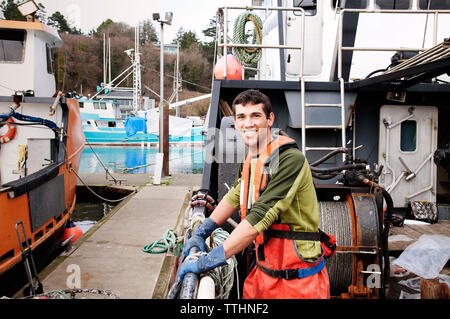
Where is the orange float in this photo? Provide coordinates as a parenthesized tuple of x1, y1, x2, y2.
(214, 54, 243, 80)
(0, 117, 16, 144)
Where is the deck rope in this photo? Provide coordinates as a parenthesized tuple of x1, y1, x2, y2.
(232, 11, 263, 68)
(142, 229, 182, 254)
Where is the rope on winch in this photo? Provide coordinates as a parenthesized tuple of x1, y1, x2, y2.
(204, 228, 239, 299)
(232, 11, 263, 68)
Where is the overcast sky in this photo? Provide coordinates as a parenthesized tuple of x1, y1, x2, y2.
(38, 0, 251, 43)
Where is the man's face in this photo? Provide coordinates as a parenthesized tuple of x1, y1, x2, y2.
(234, 103, 274, 153)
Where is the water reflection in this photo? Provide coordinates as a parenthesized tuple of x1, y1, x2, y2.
(79, 146, 204, 174)
(71, 202, 116, 233)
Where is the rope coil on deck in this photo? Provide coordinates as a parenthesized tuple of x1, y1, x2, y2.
(232, 11, 263, 68)
(142, 229, 182, 254)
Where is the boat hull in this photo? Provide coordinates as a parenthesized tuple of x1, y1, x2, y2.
(0, 97, 85, 295)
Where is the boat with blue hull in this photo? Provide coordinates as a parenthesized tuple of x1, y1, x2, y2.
(80, 99, 205, 144)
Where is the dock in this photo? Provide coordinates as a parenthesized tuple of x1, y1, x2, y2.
(38, 173, 202, 299)
(18, 172, 449, 299)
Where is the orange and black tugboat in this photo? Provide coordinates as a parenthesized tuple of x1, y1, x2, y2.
(0, 5, 85, 296)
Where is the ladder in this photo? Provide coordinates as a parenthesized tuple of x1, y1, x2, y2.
(15, 221, 43, 296)
(300, 77, 347, 162)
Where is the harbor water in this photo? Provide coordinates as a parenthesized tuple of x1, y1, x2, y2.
(79, 145, 205, 174)
(73, 145, 204, 233)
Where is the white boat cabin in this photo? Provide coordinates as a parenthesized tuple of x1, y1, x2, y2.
(0, 20, 62, 97)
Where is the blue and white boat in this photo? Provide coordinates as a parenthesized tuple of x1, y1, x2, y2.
(78, 25, 206, 145)
(79, 98, 205, 145)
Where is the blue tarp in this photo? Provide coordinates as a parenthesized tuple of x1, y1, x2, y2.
(124, 116, 147, 137)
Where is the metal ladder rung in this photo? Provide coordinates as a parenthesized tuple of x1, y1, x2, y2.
(304, 125, 343, 130)
(305, 146, 342, 152)
(304, 103, 342, 108)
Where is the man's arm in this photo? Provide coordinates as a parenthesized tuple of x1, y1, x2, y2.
(222, 219, 258, 259)
(208, 198, 237, 226)
(209, 195, 259, 260)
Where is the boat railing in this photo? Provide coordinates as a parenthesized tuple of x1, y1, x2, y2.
(337, 1, 450, 80)
(217, 5, 305, 80)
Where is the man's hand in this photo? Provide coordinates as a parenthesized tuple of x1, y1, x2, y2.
(177, 245, 227, 285)
(183, 217, 218, 256)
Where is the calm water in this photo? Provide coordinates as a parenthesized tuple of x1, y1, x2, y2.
(79, 145, 205, 174)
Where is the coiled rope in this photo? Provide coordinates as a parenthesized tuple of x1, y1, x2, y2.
(205, 228, 239, 299)
(142, 229, 182, 254)
(232, 11, 263, 68)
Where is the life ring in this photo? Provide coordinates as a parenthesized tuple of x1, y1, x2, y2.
(0, 117, 16, 144)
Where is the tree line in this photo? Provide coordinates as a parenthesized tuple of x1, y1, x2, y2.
(1, 0, 217, 116)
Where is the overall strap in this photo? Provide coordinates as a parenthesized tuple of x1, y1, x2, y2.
(256, 258, 325, 280)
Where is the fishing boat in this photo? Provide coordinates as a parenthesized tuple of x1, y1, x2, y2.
(169, 0, 450, 299)
(0, 12, 84, 295)
(79, 98, 205, 145)
(79, 26, 207, 145)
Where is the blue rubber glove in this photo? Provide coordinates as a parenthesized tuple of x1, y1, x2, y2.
(177, 244, 227, 285)
(183, 217, 218, 256)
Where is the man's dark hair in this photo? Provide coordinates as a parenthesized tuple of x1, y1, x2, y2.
(232, 89, 272, 118)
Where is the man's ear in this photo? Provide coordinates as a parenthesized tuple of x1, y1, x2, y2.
(267, 112, 275, 127)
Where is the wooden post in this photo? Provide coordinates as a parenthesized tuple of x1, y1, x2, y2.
(421, 278, 450, 299)
(163, 104, 169, 176)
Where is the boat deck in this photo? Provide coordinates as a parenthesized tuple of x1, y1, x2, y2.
(389, 220, 450, 252)
(27, 172, 449, 299)
(36, 173, 201, 299)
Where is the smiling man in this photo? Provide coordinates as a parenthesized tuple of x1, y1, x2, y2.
(177, 89, 330, 299)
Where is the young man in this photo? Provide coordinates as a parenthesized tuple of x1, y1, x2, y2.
(177, 89, 330, 299)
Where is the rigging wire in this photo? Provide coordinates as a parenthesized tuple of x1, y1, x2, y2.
(70, 167, 136, 203)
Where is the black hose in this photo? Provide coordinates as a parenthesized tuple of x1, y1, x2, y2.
(310, 163, 367, 174)
(310, 148, 348, 167)
(311, 172, 338, 180)
(380, 186, 393, 298)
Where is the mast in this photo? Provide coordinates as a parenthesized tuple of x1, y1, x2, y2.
(133, 25, 142, 111)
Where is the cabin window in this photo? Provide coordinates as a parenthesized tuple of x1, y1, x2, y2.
(376, 0, 411, 9)
(46, 44, 54, 74)
(93, 103, 107, 110)
(0, 29, 25, 62)
(400, 120, 417, 152)
(419, 0, 450, 9)
(293, 0, 317, 16)
(79, 102, 84, 108)
(108, 121, 116, 128)
(332, 0, 368, 9)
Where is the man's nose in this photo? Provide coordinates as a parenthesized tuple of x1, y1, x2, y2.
(243, 116, 254, 127)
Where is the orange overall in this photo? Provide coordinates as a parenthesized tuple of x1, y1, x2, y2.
(239, 135, 330, 299)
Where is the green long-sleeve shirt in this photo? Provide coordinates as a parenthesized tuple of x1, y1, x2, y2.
(223, 147, 322, 261)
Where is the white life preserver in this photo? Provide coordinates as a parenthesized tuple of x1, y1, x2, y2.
(0, 117, 17, 144)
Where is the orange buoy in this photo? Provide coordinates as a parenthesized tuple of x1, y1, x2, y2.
(0, 117, 17, 144)
(214, 53, 243, 80)
(63, 221, 83, 244)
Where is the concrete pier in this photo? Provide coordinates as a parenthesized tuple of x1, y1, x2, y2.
(39, 173, 201, 299)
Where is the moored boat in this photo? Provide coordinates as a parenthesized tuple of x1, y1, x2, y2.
(169, 0, 450, 300)
(0, 16, 85, 295)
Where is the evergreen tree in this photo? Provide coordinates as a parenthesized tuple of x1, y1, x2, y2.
(47, 11, 81, 34)
(173, 28, 199, 50)
(0, 0, 26, 21)
(0, 0, 46, 21)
